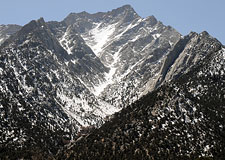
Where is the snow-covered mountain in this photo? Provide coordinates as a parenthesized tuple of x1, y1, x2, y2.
(62, 5, 181, 107)
(0, 4, 224, 159)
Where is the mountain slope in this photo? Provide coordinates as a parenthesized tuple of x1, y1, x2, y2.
(0, 24, 21, 45)
(149, 31, 222, 93)
(0, 18, 118, 158)
(62, 5, 181, 107)
(59, 37, 225, 160)
(1, 5, 224, 159)
(47, 21, 109, 89)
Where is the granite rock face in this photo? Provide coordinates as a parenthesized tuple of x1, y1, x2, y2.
(146, 31, 222, 94)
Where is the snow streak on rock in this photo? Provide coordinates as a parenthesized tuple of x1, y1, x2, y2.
(82, 22, 117, 57)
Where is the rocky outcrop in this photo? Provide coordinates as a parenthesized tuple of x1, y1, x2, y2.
(163, 31, 222, 82)
(151, 31, 222, 94)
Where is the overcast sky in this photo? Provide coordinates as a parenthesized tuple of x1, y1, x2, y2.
(0, 0, 224, 44)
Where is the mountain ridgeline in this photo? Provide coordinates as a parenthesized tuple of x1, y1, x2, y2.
(0, 4, 224, 159)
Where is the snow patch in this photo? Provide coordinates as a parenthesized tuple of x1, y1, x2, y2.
(94, 67, 116, 96)
(82, 22, 117, 56)
(93, 48, 122, 96)
(204, 145, 210, 152)
(98, 101, 120, 116)
(130, 35, 141, 42)
(19, 39, 31, 47)
(0, 38, 4, 44)
(65, 61, 69, 66)
(56, 90, 92, 126)
(0, 68, 3, 75)
(152, 33, 161, 39)
(60, 30, 73, 55)
(47, 113, 54, 118)
(71, 59, 78, 64)
(76, 76, 93, 93)
(114, 19, 142, 41)
(141, 43, 152, 52)
(56, 88, 119, 127)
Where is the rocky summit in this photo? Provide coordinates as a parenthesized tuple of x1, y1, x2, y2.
(0, 5, 224, 160)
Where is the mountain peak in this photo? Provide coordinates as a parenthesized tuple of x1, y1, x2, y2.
(36, 17, 45, 25)
(63, 5, 139, 26)
(120, 4, 133, 10)
(111, 4, 137, 15)
(17, 17, 47, 36)
(200, 31, 210, 37)
(3, 17, 70, 61)
(144, 15, 158, 26)
(107, 4, 139, 24)
(188, 31, 211, 39)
